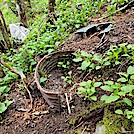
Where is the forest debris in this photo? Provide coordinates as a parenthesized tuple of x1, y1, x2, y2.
(0, 59, 33, 112)
(98, 24, 113, 36)
(75, 22, 112, 38)
(65, 93, 71, 114)
(75, 24, 98, 38)
(9, 23, 29, 40)
(32, 110, 49, 116)
(92, 0, 134, 21)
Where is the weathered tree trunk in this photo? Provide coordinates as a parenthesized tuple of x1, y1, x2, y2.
(0, 10, 12, 50)
(16, 0, 28, 27)
(0, 63, 5, 78)
(0, 10, 8, 33)
(48, 0, 55, 14)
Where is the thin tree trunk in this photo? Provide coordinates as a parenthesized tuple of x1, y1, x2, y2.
(0, 63, 5, 78)
(16, 0, 28, 27)
(0, 10, 8, 33)
(48, 0, 55, 14)
(0, 10, 12, 50)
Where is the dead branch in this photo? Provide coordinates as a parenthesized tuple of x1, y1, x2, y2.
(92, 0, 134, 21)
(0, 59, 33, 112)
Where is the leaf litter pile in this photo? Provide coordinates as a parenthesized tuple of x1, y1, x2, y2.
(0, 8, 134, 134)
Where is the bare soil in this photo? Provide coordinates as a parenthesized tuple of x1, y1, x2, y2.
(0, 8, 134, 134)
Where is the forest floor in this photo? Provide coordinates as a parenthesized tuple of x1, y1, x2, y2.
(0, 7, 134, 134)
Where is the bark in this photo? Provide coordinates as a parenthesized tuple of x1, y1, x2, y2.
(0, 10, 12, 50)
(16, 0, 28, 28)
(0, 10, 8, 33)
(48, 0, 55, 14)
(0, 63, 5, 78)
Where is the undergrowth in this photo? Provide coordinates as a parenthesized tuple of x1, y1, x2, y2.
(0, 0, 133, 132)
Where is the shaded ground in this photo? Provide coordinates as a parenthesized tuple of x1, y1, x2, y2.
(0, 8, 134, 134)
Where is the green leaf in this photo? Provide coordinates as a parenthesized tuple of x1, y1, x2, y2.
(117, 91, 126, 96)
(121, 85, 134, 93)
(79, 81, 87, 86)
(130, 75, 134, 80)
(90, 87, 96, 93)
(93, 82, 102, 87)
(101, 95, 119, 103)
(4, 100, 13, 107)
(0, 86, 7, 93)
(86, 80, 92, 88)
(0, 102, 7, 114)
(96, 66, 101, 70)
(115, 109, 123, 115)
(101, 94, 108, 101)
(117, 77, 127, 82)
(100, 85, 113, 92)
(77, 87, 86, 94)
(73, 57, 83, 62)
(104, 81, 114, 85)
(75, 24, 80, 28)
(90, 96, 97, 101)
(127, 66, 134, 75)
(81, 51, 89, 57)
(123, 98, 132, 106)
(80, 60, 91, 70)
(111, 83, 121, 89)
(118, 72, 128, 78)
(103, 61, 111, 66)
(40, 77, 47, 83)
(115, 61, 120, 65)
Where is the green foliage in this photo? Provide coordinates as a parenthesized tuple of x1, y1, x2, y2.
(75, 43, 134, 122)
(0, 70, 17, 114)
(57, 60, 70, 69)
(73, 44, 134, 73)
(61, 71, 74, 86)
(77, 80, 102, 101)
(107, 0, 129, 14)
(77, 65, 134, 121)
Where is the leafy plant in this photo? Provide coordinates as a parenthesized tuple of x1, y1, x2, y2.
(57, 60, 70, 69)
(77, 80, 102, 101)
(77, 64, 134, 122)
(61, 71, 74, 86)
(0, 71, 17, 114)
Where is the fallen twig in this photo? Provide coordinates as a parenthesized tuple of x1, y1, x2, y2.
(0, 59, 33, 112)
(92, 0, 134, 21)
(81, 127, 86, 134)
(65, 93, 71, 114)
